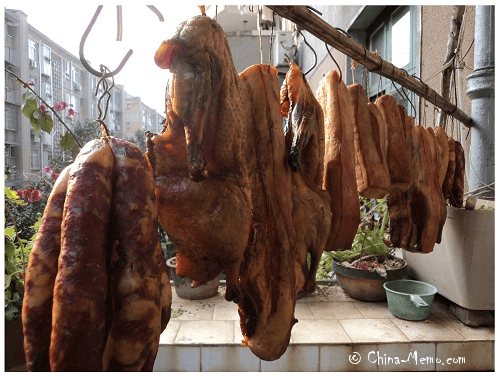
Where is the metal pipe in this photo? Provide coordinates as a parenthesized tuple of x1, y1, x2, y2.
(466, 5, 495, 198)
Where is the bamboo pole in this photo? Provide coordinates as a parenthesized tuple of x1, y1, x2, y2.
(267, 5, 473, 127)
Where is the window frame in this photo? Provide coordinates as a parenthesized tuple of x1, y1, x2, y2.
(366, 6, 418, 116)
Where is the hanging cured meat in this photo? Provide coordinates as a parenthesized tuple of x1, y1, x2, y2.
(375, 95, 411, 191)
(450, 140, 465, 208)
(153, 15, 253, 303)
(23, 137, 171, 372)
(316, 70, 360, 251)
(347, 84, 390, 199)
(22, 165, 71, 372)
(442, 136, 457, 201)
(280, 62, 331, 294)
(154, 16, 298, 361)
(238, 64, 297, 361)
(367, 102, 389, 176)
(102, 139, 171, 372)
(49, 140, 114, 371)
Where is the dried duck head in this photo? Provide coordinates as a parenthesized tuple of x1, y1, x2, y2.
(154, 16, 238, 182)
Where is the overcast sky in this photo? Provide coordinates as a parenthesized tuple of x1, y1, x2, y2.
(6, 0, 200, 114)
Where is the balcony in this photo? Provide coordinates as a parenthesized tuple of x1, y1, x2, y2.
(5, 87, 21, 106)
(153, 284, 494, 372)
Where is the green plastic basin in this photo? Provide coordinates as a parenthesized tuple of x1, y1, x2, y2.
(383, 279, 437, 321)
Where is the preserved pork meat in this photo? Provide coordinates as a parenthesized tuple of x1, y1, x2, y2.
(237, 64, 297, 361)
(280, 62, 331, 294)
(316, 71, 360, 251)
(347, 84, 390, 199)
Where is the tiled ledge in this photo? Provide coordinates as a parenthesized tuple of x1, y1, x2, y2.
(153, 285, 494, 372)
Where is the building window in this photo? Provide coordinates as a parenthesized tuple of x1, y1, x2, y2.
(41, 80, 53, 106)
(28, 39, 38, 68)
(31, 148, 41, 170)
(64, 60, 71, 80)
(5, 145, 16, 168)
(41, 45, 52, 76)
(29, 75, 38, 93)
(367, 6, 417, 114)
(5, 103, 18, 131)
(65, 93, 79, 113)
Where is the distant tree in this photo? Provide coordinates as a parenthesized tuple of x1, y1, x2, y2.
(133, 129, 147, 152)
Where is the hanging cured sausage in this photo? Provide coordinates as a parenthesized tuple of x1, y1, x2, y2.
(22, 165, 71, 372)
(23, 137, 171, 372)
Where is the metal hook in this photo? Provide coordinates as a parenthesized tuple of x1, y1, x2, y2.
(297, 30, 316, 76)
(79, 5, 133, 78)
(325, 42, 342, 83)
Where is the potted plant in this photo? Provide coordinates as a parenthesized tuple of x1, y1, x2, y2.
(327, 197, 408, 301)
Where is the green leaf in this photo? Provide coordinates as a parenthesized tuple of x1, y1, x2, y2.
(22, 91, 36, 102)
(39, 112, 54, 133)
(22, 98, 38, 118)
(4, 226, 16, 238)
(15, 279, 24, 295)
(5, 235, 16, 260)
(60, 132, 76, 151)
(30, 113, 40, 132)
(5, 275, 12, 290)
(4, 259, 18, 276)
(4, 187, 25, 206)
(5, 306, 18, 321)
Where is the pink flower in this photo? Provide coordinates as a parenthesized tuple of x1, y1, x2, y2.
(42, 166, 53, 175)
(42, 166, 59, 180)
(53, 101, 68, 111)
(67, 108, 76, 119)
(39, 104, 46, 111)
(23, 81, 34, 88)
(16, 189, 26, 198)
(28, 189, 42, 203)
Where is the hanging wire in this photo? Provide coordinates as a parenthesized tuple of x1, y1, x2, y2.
(391, 79, 417, 118)
(269, 11, 275, 65)
(297, 30, 317, 75)
(95, 65, 114, 137)
(258, 6, 263, 64)
(325, 42, 342, 82)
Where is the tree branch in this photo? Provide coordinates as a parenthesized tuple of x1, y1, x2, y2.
(5, 68, 83, 149)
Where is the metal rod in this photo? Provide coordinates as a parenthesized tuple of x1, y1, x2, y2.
(147, 5, 164, 22)
(267, 5, 473, 127)
(117, 5, 123, 41)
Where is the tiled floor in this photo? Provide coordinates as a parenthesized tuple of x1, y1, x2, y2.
(154, 284, 494, 372)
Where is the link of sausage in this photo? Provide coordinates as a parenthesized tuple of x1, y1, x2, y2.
(50, 139, 114, 371)
(102, 138, 171, 372)
(22, 165, 71, 371)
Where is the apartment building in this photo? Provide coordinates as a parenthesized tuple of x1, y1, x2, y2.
(124, 94, 164, 141)
(4, 9, 164, 185)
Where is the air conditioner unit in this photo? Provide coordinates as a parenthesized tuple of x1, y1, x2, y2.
(273, 31, 295, 66)
(29, 59, 38, 69)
